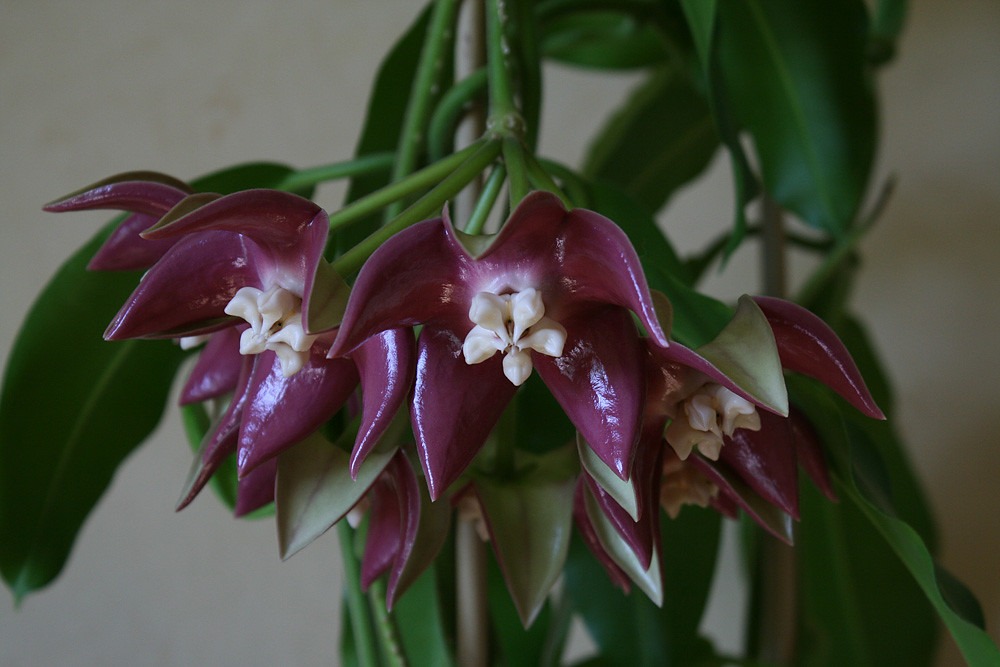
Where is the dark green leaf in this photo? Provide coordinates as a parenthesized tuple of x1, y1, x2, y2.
(0, 222, 186, 601)
(542, 12, 669, 70)
(564, 507, 723, 667)
(716, 0, 876, 236)
(584, 67, 719, 213)
(869, 0, 908, 65)
(515, 373, 575, 456)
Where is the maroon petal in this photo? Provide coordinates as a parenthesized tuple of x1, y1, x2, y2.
(179, 327, 244, 405)
(719, 411, 800, 519)
(89, 212, 179, 271)
(329, 218, 471, 357)
(43, 176, 189, 216)
(105, 231, 264, 340)
(573, 481, 631, 593)
(753, 296, 884, 419)
(144, 190, 329, 296)
(234, 457, 277, 517)
(479, 192, 668, 347)
(361, 467, 405, 589)
(535, 306, 644, 481)
(176, 356, 254, 510)
(410, 322, 516, 500)
(237, 349, 359, 477)
(381, 452, 426, 607)
(348, 328, 416, 476)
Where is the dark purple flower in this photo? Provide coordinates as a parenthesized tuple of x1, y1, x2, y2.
(329, 191, 669, 499)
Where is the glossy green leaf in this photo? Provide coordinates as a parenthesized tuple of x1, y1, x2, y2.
(697, 295, 788, 415)
(585, 67, 719, 214)
(716, 0, 876, 235)
(392, 566, 455, 667)
(0, 222, 186, 601)
(564, 507, 723, 667)
(474, 448, 576, 626)
(791, 378, 1000, 665)
(275, 429, 396, 560)
(542, 12, 669, 70)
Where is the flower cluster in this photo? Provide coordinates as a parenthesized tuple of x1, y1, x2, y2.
(47, 179, 882, 617)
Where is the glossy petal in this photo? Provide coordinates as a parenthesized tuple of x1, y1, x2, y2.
(237, 348, 359, 477)
(105, 231, 265, 340)
(143, 190, 329, 297)
(719, 410, 801, 519)
(348, 328, 416, 476)
(179, 327, 244, 405)
(754, 296, 884, 419)
(479, 192, 668, 347)
(89, 212, 180, 271)
(362, 467, 404, 589)
(329, 217, 470, 356)
(234, 457, 277, 517)
(584, 474, 653, 570)
(535, 306, 644, 481)
(43, 174, 190, 217)
(789, 410, 837, 501)
(176, 356, 254, 510)
(410, 322, 517, 499)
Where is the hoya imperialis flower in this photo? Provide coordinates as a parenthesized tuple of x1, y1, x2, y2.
(43, 171, 193, 271)
(102, 189, 414, 503)
(329, 191, 670, 499)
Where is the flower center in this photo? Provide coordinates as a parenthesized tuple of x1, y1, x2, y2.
(224, 285, 318, 377)
(461, 288, 567, 386)
(664, 383, 761, 461)
(659, 455, 719, 519)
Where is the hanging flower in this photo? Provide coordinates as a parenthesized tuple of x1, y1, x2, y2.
(43, 171, 193, 271)
(329, 191, 670, 499)
(100, 189, 414, 505)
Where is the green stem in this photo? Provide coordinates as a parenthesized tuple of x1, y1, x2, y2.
(502, 137, 531, 207)
(275, 153, 395, 192)
(387, 0, 462, 220)
(326, 140, 484, 233)
(524, 152, 571, 207)
(368, 579, 409, 667)
(337, 522, 379, 667)
(464, 164, 506, 234)
(485, 0, 520, 120)
(536, 158, 590, 207)
(333, 139, 502, 276)
(428, 68, 489, 162)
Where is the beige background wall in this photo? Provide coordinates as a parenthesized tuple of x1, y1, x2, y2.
(1, 1, 996, 665)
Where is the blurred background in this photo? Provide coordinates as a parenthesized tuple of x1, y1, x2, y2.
(1, 1, 997, 664)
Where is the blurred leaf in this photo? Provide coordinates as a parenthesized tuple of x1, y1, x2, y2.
(585, 67, 719, 213)
(716, 0, 876, 236)
(791, 378, 1000, 665)
(0, 222, 185, 601)
(869, 0, 908, 65)
(515, 372, 576, 455)
(564, 507, 723, 666)
(337, 7, 432, 255)
(542, 11, 669, 69)
(393, 567, 455, 667)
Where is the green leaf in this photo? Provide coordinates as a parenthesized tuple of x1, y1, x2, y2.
(514, 372, 576, 456)
(791, 379, 1000, 665)
(564, 507, 723, 667)
(542, 11, 669, 70)
(474, 448, 576, 626)
(0, 222, 186, 601)
(275, 429, 397, 560)
(716, 0, 876, 235)
(678, 0, 718, 68)
(392, 567, 455, 667)
(869, 0, 908, 65)
(487, 552, 552, 667)
(585, 67, 719, 214)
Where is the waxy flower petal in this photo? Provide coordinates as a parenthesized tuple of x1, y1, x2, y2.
(179, 327, 244, 405)
(331, 192, 667, 497)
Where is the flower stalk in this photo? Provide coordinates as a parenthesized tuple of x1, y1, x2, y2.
(338, 522, 379, 667)
(274, 153, 395, 193)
